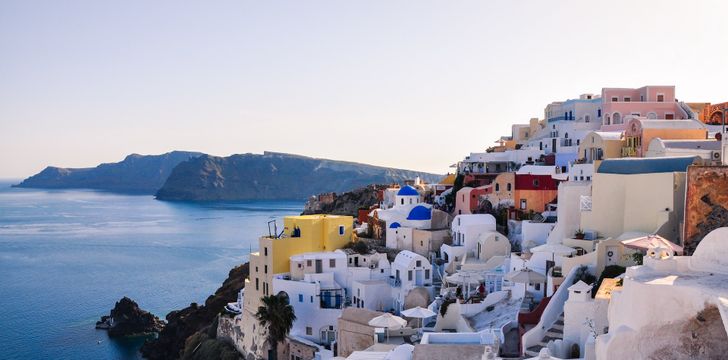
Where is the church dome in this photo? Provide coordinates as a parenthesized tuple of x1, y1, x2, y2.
(407, 205, 432, 221)
(397, 185, 419, 196)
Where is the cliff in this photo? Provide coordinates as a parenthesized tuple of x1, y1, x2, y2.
(140, 263, 248, 360)
(302, 184, 387, 217)
(14, 151, 202, 194)
(155, 152, 441, 201)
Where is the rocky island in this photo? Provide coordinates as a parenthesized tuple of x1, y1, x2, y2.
(14, 151, 202, 194)
(96, 297, 164, 337)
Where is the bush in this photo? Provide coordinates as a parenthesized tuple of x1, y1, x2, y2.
(440, 299, 456, 317)
(352, 240, 369, 255)
(573, 266, 596, 285)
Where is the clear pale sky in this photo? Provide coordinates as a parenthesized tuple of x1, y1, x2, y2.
(2, 0, 727, 179)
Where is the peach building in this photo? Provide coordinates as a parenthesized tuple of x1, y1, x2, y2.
(600, 86, 691, 131)
(483, 172, 515, 209)
(514, 174, 560, 213)
(621, 118, 708, 157)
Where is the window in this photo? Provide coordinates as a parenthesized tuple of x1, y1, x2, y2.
(535, 283, 541, 291)
(401, 199, 404, 205)
(665, 113, 674, 120)
(533, 179, 540, 187)
(425, 269, 430, 279)
(577, 139, 580, 145)
(349, 258, 352, 264)
(311, 296, 313, 303)
(507, 183, 512, 191)
(339, 225, 345, 235)
(520, 199, 527, 210)
(586, 176, 591, 181)
(306, 327, 312, 335)
(585, 115, 590, 123)
(255, 278, 259, 291)
(640, 95, 644, 101)
(597, 109, 601, 117)
(611, 97, 618, 102)
(264, 265, 267, 274)
(613, 112, 621, 124)
(255, 266, 258, 273)
(495, 183, 500, 192)
(657, 94, 664, 102)
(307, 260, 312, 267)
(298, 294, 303, 302)
(264, 247, 268, 256)
(408, 270, 413, 281)
(329, 259, 336, 268)
(623, 97, 631, 102)
(416, 260, 421, 267)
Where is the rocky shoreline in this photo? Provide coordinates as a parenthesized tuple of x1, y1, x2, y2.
(140, 263, 249, 359)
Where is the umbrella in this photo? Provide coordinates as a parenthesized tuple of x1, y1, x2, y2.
(506, 268, 546, 283)
(445, 272, 483, 285)
(446, 272, 484, 298)
(506, 268, 546, 297)
(401, 306, 436, 331)
(368, 313, 407, 329)
(530, 243, 577, 255)
(621, 234, 683, 255)
(369, 313, 407, 342)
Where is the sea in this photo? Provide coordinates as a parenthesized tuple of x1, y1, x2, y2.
(0, 180, 303, 359)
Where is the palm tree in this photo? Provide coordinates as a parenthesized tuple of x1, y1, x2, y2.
(255, 292, 296, 360)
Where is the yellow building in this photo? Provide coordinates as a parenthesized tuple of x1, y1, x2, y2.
(239, 214, 353, 359)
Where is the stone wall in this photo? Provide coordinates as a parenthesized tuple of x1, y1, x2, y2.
(684, 166, 728, 254)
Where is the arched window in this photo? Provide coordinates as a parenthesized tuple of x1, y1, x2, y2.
(507, 183, 512, 191)
(613, 112, 622, 124)
(565, 132, 569, 139)
(647, 112, 657, 119)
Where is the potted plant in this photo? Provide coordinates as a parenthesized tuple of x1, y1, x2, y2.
(574, 228, 585, 240)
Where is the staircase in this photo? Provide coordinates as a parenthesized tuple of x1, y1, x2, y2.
(524, 312, 564, 357)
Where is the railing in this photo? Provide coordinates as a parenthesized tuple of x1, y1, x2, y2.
(621, 147, 637, 157)
(521, 266, 580, 354)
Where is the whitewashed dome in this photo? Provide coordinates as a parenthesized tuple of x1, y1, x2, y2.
(690, 227, 728, 274)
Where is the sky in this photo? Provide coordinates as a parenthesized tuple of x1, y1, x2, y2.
(1, 0, 728, 179)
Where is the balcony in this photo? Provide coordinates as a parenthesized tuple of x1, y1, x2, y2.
(621, 147, 637, 157)
(388, 276, 402, 287)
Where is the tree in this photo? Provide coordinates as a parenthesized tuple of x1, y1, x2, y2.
(256, 293, 296, 360)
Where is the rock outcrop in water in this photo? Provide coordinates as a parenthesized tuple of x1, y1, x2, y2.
(15, 151, 202, 194)
(155, 152, 441, 201)
(96, 297, 164, 337)
(140, 263, 249, 360)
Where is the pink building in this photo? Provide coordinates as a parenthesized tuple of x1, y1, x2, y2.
(601, 86, 690, 131)
(454, 186, 491, 215)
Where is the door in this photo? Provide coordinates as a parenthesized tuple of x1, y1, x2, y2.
(552, 138, 557, 153)
(315, 259, 322, 273)
(416, 270, 424, 286)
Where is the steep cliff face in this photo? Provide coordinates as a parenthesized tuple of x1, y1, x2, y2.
(14, 151, 202, 194)
(140, 263, 249, 360)
(302, 184, 386, 216)
(155, 152, 441, 201)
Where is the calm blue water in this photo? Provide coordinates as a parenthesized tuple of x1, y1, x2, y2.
(0, 181, 302, 359)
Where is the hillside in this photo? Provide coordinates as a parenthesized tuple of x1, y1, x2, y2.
(155, 152, 441, 201)
(14, 151, 203, 194)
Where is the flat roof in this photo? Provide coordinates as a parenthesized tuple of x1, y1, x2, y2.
(597, 156, 700, 174)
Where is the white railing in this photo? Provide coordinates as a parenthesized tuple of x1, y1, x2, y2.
(521, 265, 580, 353)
